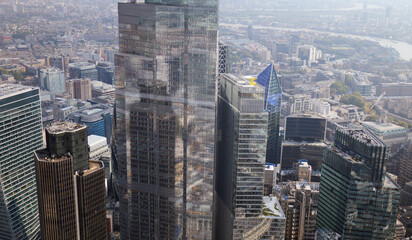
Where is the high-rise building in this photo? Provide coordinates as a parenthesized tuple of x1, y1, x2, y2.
(0, 84, 43, 240)
(281, 114, 327, 181)
(96, 62, 115, 85)
(396, 142, 412, 188)
(215, 74, 285, 240)
(66, 78, 92, 101)
(278, 182, 319, 240)
(400, 182, 412, 207)
(44, 122, 89, 172)
(69, 62, 98, 81)
(35, 122, 107, 240)
(44, 55, 69, 73)
(317, 127, 400, 239)
(218, 42, 229, 75)
(39, 68, 66, 94)
(91, 80, 115, 99)
(284, 114, 326, 142)
(67, 104, 113, 143)
(255, 63, 282, 164)
(113, 0, 218, 239)
(34, 151, 77, 239)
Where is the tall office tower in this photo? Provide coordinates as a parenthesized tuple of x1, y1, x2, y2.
(35, 122, 107, 240)
(75, 160, 106, 240)
(317, 127, 400, 239)
(114, 0, 218, 239)
(278, 182, 319, 240)
(96, 62, 115, 85)
(39, 68, 66, 94)
(66, 78, 92, 100)
(69, 62, 98, 81)
(218, 42, 229, 75)
(44, 55, 69, 72)
(0, 84, 43, 240)
(281, 114, 327, 181)
(34, 151, 77, 239)
(398, 142, 412, 188)
(45, 122, 89, 171)
(215, 74, 286, 240)
(255, 63, 282, 164)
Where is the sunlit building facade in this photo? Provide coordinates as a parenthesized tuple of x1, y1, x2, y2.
(35, 122, 107, 240)
(215, 74, 285, 239)
(113, 0, 218, 239)
(0, 84, 43, 240)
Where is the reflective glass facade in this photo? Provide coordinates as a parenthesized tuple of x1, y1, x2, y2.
(215, 74, 285, 240)
(317, 128, 400, 240)
(284, 115, 326, 142)
(114, 1, 218, 239)
(0, 85, 43, 240)
(256, 64, 282, 164)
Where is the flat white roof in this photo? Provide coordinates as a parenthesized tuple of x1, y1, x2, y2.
(262, 197, 285, 219)
(88, 135, 108, 151)
(363, 121, 406, 133)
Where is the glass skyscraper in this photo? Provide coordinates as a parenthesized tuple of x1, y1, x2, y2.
(113, 0, 218, 239)
(215, 74, 285, 240)
(0, 84, 43, 239)
(317, 127, 400, 240)
(255, 64, 282, 164)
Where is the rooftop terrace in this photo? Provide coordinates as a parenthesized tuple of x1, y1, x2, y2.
(46, 121, 86, 134)
(35, 149, 71, 162)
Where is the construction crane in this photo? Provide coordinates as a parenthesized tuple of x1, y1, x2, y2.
(367, 92, 385, 115)
(354, 92, 385, 123)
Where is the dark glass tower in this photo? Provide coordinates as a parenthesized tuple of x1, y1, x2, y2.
(317, 127, 400, 239)
(35, 122, 107, 240)
(0, 84, 43, 240)
(114, 0, 218, 239)
(256, 64, 282, 164)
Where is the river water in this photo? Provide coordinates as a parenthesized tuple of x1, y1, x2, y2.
(220, 23, 412, 61)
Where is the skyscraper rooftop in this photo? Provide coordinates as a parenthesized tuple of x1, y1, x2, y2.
(0, 84, 38, 99)
(337, 127, 385, 147)
(46, 121, 86, 134)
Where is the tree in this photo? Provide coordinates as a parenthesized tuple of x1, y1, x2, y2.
(330, 81, 349, 95)
(364, 115, 379, 122)
(344, 74, 353, 86)
(397, 121, 409, 129)
(340, 92, 365, 108)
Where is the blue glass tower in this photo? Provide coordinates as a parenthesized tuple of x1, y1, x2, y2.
(256, 64, 282, 164)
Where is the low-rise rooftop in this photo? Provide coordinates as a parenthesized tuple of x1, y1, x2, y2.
(262, 196, 285, 219)
(384, 174, 400, 189)
(362, 121, 406, 135)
